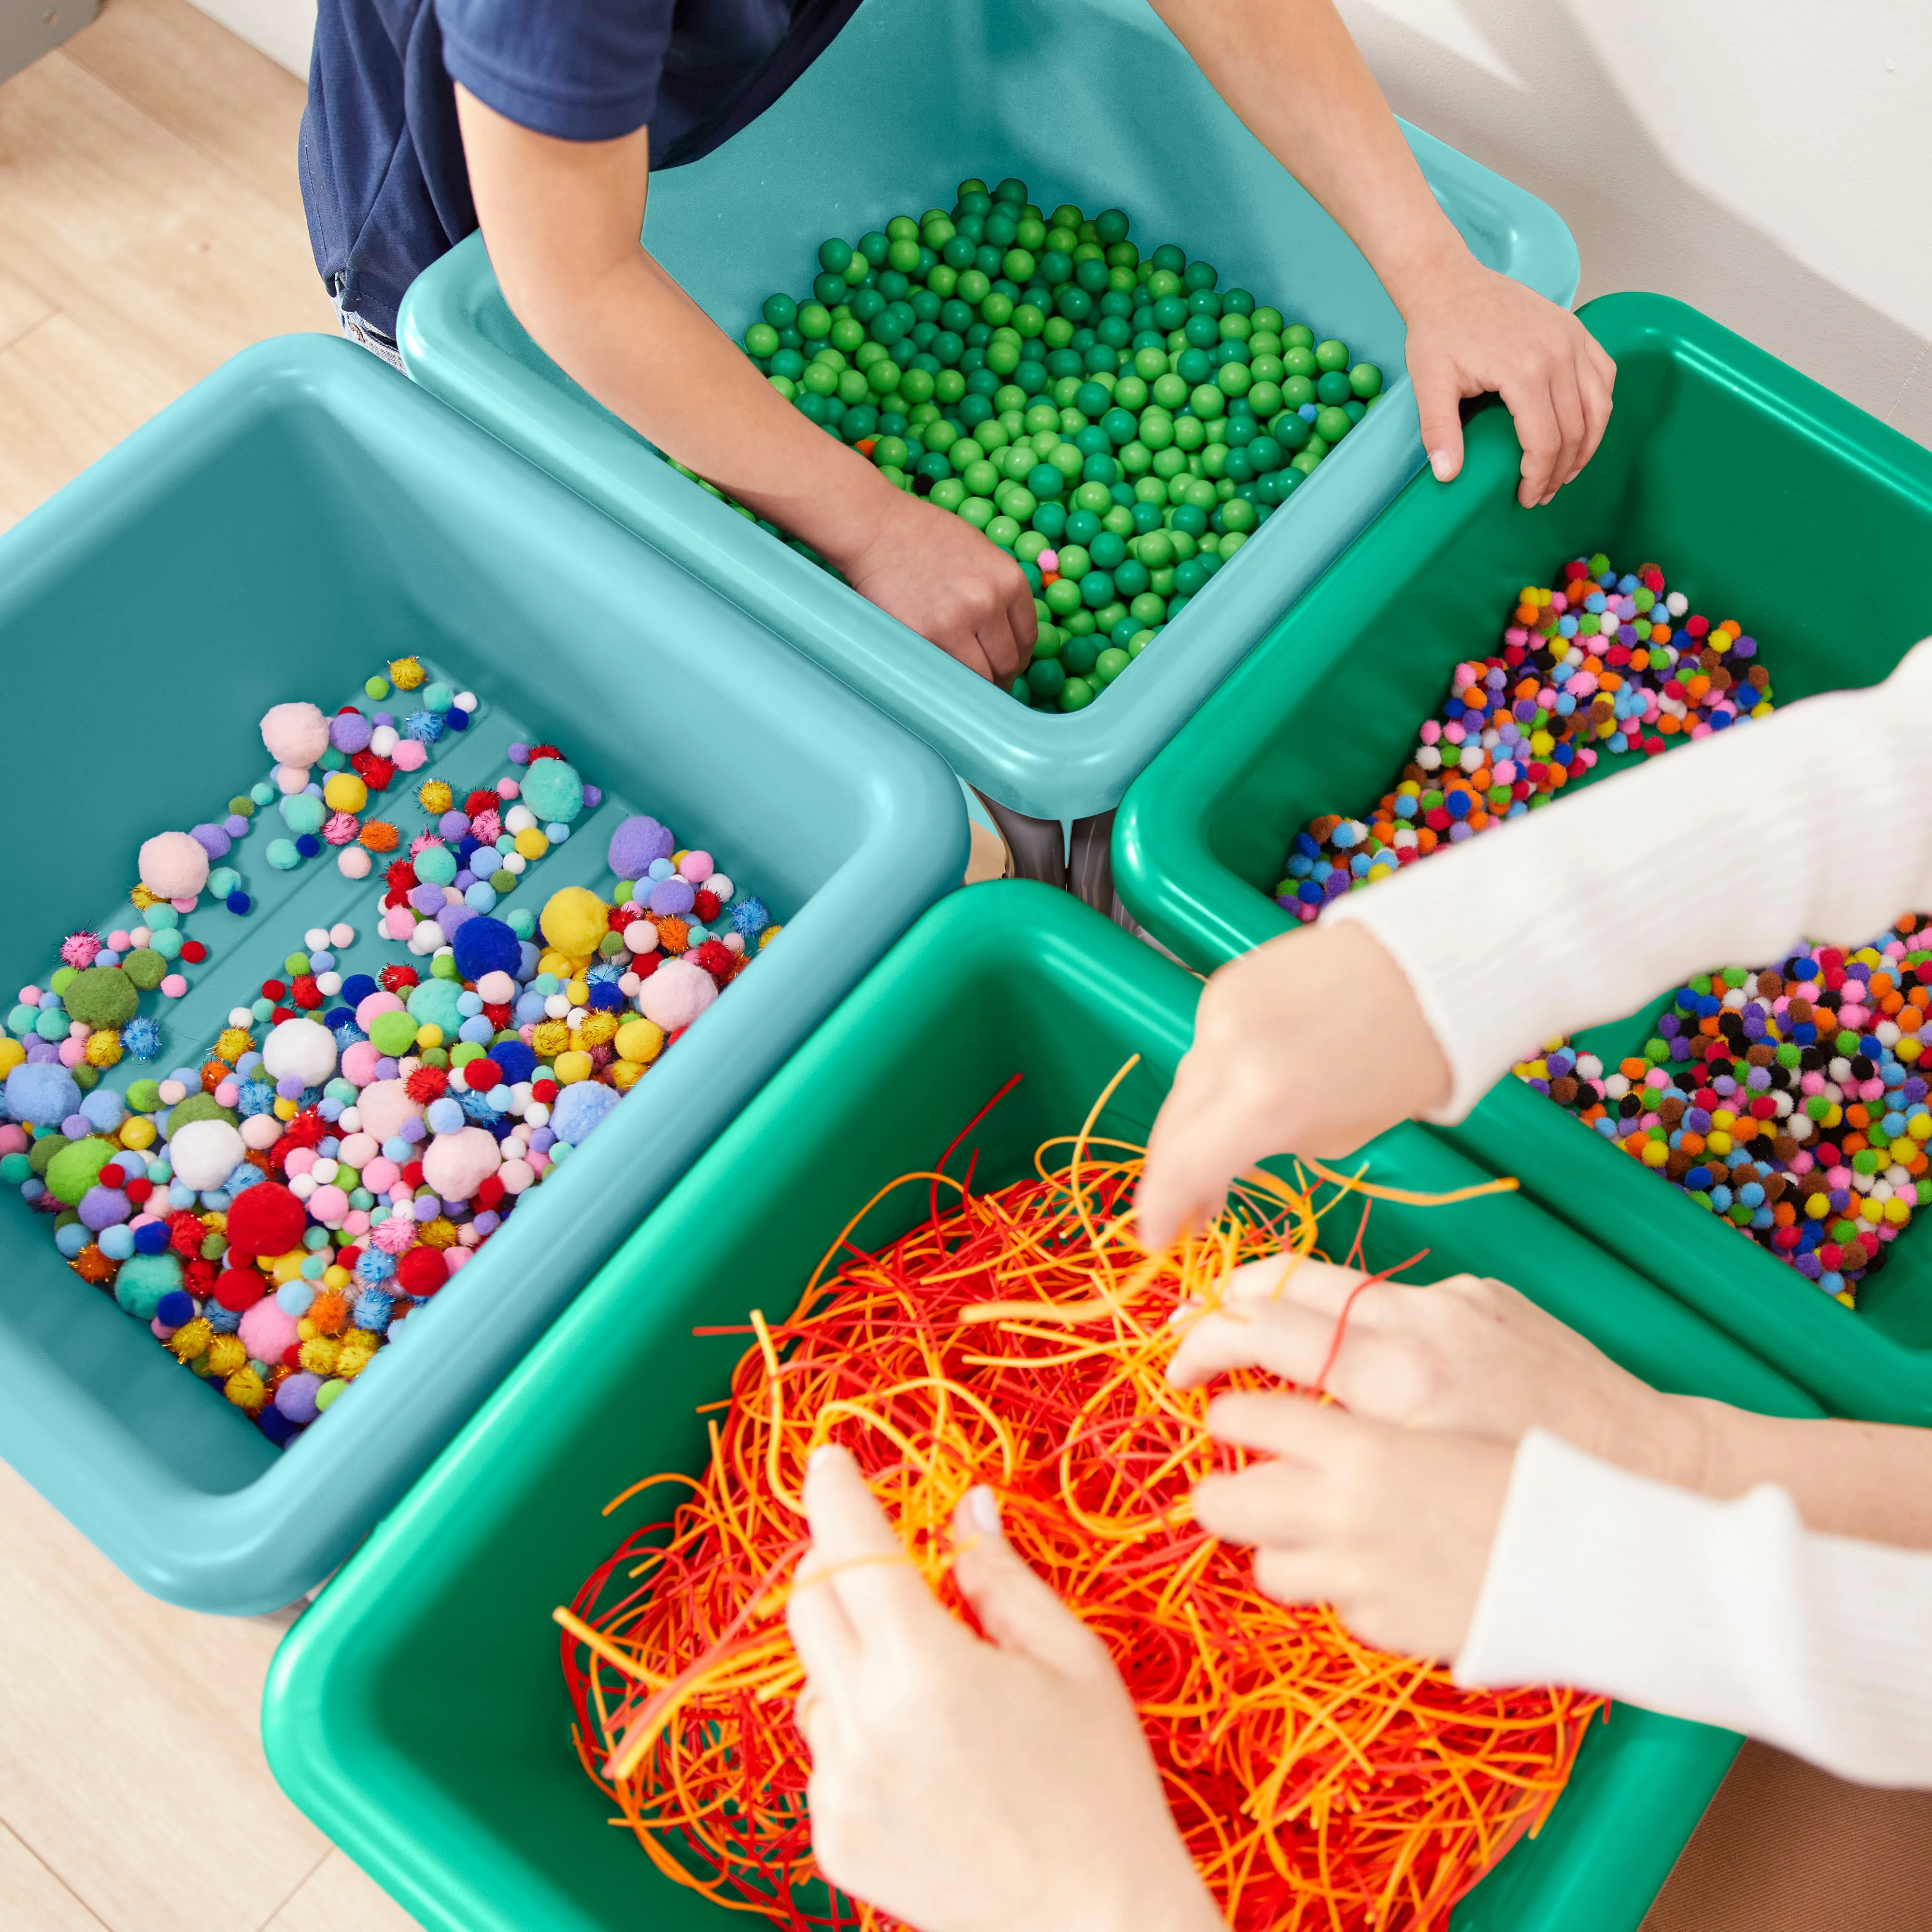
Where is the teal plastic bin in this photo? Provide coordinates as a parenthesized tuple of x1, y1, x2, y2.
(396, 0, 1579, 824)
(1113, 292, 1932, 1423)
(265, 883, 1817, 1932)
(0, 334, 966, 1614)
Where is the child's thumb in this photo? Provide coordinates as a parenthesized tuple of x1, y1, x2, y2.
(1413, 355, 1466, 484)
(952, 1487, 1109, 1679)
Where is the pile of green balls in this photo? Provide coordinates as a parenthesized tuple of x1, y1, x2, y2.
(727, 174, 1383, 714)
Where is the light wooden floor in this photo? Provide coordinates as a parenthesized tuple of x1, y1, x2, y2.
(3, 5, 1931, 1931)
(0, 0, 334, 532)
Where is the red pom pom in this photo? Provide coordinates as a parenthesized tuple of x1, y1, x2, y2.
(526, 743, 565, 765)
(168, 1210, 206, 1257)
(385, 860, 419, 893)
(225, 1182, 305, 1261)
(179, 940, 209, 965)
(634, 953, 660, 980)
(283, 1108, 327, 1150)
(465, 790, 499, 818)
(338, 1245, 362, 1272)
(1563, 558, 1589, 580)
(462, 1057, 502, 1092)
(531, 1079, 559, 1104)
(270, 1006, 295, 1026)
(283, 1343, 304, 1369)
(351, 749, 396, 790)
(399, 1161, 425, 1190)
(213, 1267, 265, 1311)
(260, 979, 287, 1000)
(475, 1175, 505, 1210)
(380, 964, 419, 993)
(607, 903, 634, 932)
(397, 1246, 448, 1296)
(693, 939, 735, 980)
(406, 1065, 447, 1103)
(693, 889, 722, 923)
(482, 1002, 511, 1029)
(291, 975, 324, 1010)
(184, 1256, 217, 1294)
(125, 1175, 153, 1205)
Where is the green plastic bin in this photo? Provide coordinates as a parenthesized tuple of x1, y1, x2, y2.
(1113, 291, 1932, 1423)
(264, 881, 1821, 1932)
(0, 333, 967, 1615)
(395, 0, 1580, 826)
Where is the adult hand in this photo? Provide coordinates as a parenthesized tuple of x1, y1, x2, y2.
(1193, 1394, 1513, 1659)
(786, 1445, 1221, 1932)
(1401, 257, 1616, 509)
(832, 493, 1038, 686)
(1137, 920, 1449, 1254)
(1168, 1257, 1696, 1480)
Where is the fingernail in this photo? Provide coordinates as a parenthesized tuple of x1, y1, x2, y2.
(1429, 449, 1454, 482)
(967, 1485, 1001, 1534)
(808, 1443, 842, 1472)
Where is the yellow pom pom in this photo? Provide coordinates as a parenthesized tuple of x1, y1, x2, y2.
(553, 1050, 593, 1085)
(514, 827, 549, 861)
(417, 779, 454, 815)
(129, 883, 162, 910)
(336, 1330, 380, 1378)
(564, 978, 590, 1007)
(540, 886, 610, 959)
(0, 1038, 25, 1079)
(216, 1027, 254, 1065)
(84, 1029, 123, 1068)
(388, 655, 426, 690)
(531, 1020, 570, 1057)
(273, 1096, 299, 1121)
(758, 924, 783, 950)
(418, 1217, 457, 1250)
(415, 1023, 445, 1051)
(167, 1316, 213, 1363)
(205, 1334, 248, 1378)
(223, 1365, 268, 1414)
(577, 1011, 619, 1049)
(118, 1117, 156, 1151)
(608, 1058, 646, 1091)
(616, 1019, 664, 1065)
(324, 771, 369, 814)
(299, 1335, 342, 1376)
(323, 1264, 352, 1291)
(270, 1249, 307, 1284)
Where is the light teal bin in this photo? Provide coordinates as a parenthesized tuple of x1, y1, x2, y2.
(0, 333, 966, 1615)
(397, 0, 1579, 827)
(263, 885, 1816, 1932)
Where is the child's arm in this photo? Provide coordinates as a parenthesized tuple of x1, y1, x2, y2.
(1140, 636, 1932, 1250)
(452, 89, 1037, 685)
(1151, 0, 1615, 506)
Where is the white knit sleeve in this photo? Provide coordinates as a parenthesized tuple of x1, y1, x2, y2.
(1325, 638, 1932, 1122)
(1455, 1429, 1932, 1789)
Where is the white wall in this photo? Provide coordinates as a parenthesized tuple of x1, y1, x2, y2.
(1343, 0, 1932, 446)
(185, 0, 311, 78)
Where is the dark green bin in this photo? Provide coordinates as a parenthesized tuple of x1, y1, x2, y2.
(1115, 292, 1932, 1423)
(264, 883, 1823, 1932)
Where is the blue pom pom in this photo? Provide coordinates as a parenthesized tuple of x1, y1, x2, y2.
(258, 1406, 298, 1445)
(355, 1247, 397, 1287)
(456, 1085, 502, 1125)
(227, 891, 252, 914)
(295, 834, 322, 857)
(489, 1039, 537, 1086)
(341, 974, 378, 1006)
(425, 1096, 465, 1135)
(353, 1289, 396, 1333)
(405, 710, 444, 744)
(156, 1289, 195, 1327)
(133, 1221, 171, 1255)
(5, 1062, 80, 1127)
(450, 914, 521, 984)
(550, 1080, 623, 1146)
(236, 1079, 277, 1117)
(588, 981, 625, 1012)
(729, 897, 771, 939)
(445, 705, 469, 731)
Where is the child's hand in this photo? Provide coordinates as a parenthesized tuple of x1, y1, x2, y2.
(786, 1446, 1221, 1932)
(1137, 921, 1450, 1253)
(1168, 1257, 1693, 1477)
(832, 493, 1039, 687)
(1400, 257, 1616, 509)
(1193, 1394, 1512, 1659)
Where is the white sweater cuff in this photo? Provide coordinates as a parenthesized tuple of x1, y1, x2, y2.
(1455, 1429, 1932, 1788)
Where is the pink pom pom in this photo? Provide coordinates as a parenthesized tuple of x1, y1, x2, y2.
(0, 1125, 27, 1156)
(355, 990, 403, 1032)
(677, 850, 714, 883)
(324, 810, 360, 846)
(361, 1156, 401, 1193)
(342, 1209, 371, 1237)
(444, 1247, 472, 1276)
(341, 1040, 383, 1087)
(57, 1038, 86, 1067)
(239, 1297, 301, 1364)
(422, 1125, 501, 1199)
(637, 957, 718, 1032)
(391, 739, 428, 772)
(138, 830, 210, 900)
(260, 700, 331, 766)
(214, 1080, 240, 1108)
(469, 809, 501, 844)
(338, 847, 372, 880)
(160, 974, 188, 999)
(309, 1184, 350, 1224)
(284, 1146, 318, 1179)
(60, 932, 101, 968)
(372, 1213, 417, 1255)
(496, 777, 520, 799)
(356, 1079, 421, 1144)
(381, 907, 415, 942)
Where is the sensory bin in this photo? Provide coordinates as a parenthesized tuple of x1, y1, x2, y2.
(267, 884, 1815, 1932)
(1272, 554, 1932, 1306)
(3, 660, 781, 1448)
(708, 174, 1383, 714)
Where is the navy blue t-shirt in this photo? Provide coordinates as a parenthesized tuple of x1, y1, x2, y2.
(300, 0, 858, 340)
